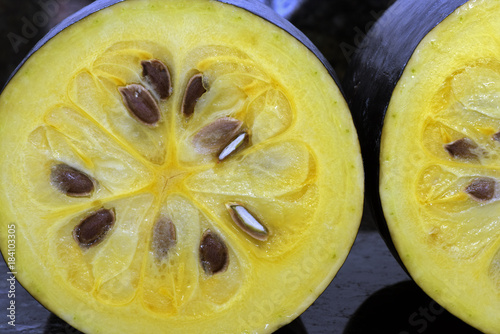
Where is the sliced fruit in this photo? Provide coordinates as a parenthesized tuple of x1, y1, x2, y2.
(0, 0, 363, 333)
(344, 0, 500, 332)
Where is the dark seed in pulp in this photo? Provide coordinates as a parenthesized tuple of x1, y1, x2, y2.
(492, 131, 500, 142)
(50, 164, 94, 197)
(192, 117, 243, 154)
(199, 230, 228, 275)
(465, 177, 496, 202)
(181, 73, 206, 117)
(119, 84, 161, 126)
(141, 59, 172, 100)
(152, 217, 177, 260)
(444, 138, 479, 160)
(73, 208, 115, 248)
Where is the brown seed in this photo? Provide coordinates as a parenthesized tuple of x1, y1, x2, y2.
(492, 131, 500, 142)
(73, 208, 115, 248)
(152, 217, 176, 260)
(444, 138, 479, 160)
(119, 84, 160, 126)
(50, 164, 94, 197)
(141, 59, 172, 100)
(199, 230, 228, 275)
(192, 117, 243, 155)
(465, 177, 496, 202)
(226, 203, 268, 241)
(181, 73, 206, 117)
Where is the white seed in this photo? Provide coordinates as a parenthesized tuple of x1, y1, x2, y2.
(226, 203, 268, 241)
(218, 132, 248, 161)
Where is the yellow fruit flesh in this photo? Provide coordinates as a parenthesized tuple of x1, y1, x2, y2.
(380, 0, 500, 332)
(0, 0, 363, 333)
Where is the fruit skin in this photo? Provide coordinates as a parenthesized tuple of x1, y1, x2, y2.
(0, 0, 363, 333)
(343, 0, 469, 265)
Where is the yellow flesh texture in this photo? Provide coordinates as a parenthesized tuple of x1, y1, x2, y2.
(380, 0, 500, 332)
(0, 0, 363, 333)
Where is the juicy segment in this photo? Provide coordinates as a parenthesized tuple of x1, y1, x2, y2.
(414, 62, 500, 260)
(0, 1, 363, 333)
(380, 0, 500, 332)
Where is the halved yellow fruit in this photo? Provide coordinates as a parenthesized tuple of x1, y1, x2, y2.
(379, 0, 500, 332)
(0, 0, 363, 333)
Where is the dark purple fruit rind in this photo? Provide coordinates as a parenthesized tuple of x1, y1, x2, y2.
(342, 0, 469, 267)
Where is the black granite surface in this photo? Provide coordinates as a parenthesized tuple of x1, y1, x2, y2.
(0, 1, 486, 333)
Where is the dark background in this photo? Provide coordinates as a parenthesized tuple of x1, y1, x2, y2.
(0, 1, 484, 333)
